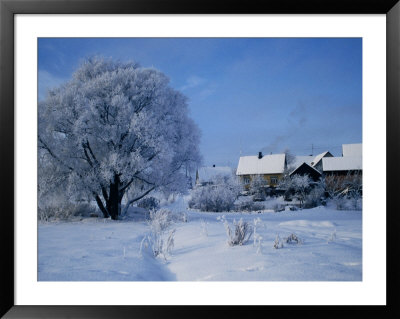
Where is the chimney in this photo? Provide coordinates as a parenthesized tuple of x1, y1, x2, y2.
(213, 164, 216, 167)
(258, 152, 263, 159)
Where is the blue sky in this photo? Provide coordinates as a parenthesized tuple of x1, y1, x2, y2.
(38, 38, 362, 167)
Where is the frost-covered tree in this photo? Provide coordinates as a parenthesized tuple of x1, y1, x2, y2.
(278, 174, 311, 207)
(304, 181, 325, 208)
(249, 175, 267, 201)
(322, 171, 362, 210)
(39, 57, 202, 220)
(291, 174, 312, 207)
(343, 171, 362, 196)
(322, 175, 345, 199)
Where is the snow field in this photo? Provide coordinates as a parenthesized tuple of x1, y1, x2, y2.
(38, 203, 362, 281)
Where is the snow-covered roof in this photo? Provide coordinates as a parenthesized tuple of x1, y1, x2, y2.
(289, 151, 331, 170)
(322, 156, 362, 172)
(290, 155, 314, 169)
(197, 166, 233, 183)
(290, 162, 322, 176)
(236, 154, 286, 175)
(342, 143, 362, 157)
(311, 151, 332, 166)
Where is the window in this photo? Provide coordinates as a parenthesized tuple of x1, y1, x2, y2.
(243, 177, 250, 184)
(270, 176, 278, 184)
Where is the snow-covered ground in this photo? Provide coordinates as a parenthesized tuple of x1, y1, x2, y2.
(38, 196, 362, 281)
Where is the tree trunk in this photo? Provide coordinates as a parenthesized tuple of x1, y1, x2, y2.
(95, 194, 109, 218)
(92, 175, 128, 220)
(107, 174, 121, 220)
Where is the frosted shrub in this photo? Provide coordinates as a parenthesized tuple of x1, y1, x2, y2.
(38, 202, 94, 221)
(330, 195, 361, 211)
(279, 174, 312, 207)
(221, 217, 253, 246)
(346, 173, 362, 210)
(249, 175, 267, 201)
(138, 197, 160, 211)
(273, 204, 285, 212)
(333, 195, 347, 210)
(253, 218, 265, 253)
(304, 185, 325, 208)
(254, 235, 263, 254)
(189, 183, 237, 212)
(273, 235, 284, 249)
(149, 208, 171, 232)
(284, 233, 303, 245)
(200, 219, 208, 237)
(351, 198, 362, 211)
(235, 199, 265, 212)
(253, 218, 265, 245)
(166, 210, 189, 224)
(140, 208, 176, 260)
(322, 173, 362, 211)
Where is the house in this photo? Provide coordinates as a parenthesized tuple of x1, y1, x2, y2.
(285, 151, 332, 183)
(195, 165, 233, 186)
(236, 152, 286, 187)
(310, 151, 333, 172)
(322, 143, 362, 176)
(322, 156, 362, 176)
(342, 143, 362, 157)
(289, 162, 322, 181)
(289, 151, 333, 173)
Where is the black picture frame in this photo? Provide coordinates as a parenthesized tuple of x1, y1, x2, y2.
(1, 0, 399, 318)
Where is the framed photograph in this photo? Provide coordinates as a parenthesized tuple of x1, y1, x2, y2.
(1, 0, 399, 318)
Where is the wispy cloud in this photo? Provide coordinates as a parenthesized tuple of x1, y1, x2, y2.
(180, 75, 206, 91)
(197, 85, 217, 101)
(38, 70, 68, 101)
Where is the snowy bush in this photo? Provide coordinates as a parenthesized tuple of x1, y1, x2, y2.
(333, 195, 347, 210)
(140, 208, 176, 260)
(284, 233, 303, 245)
(350, 198, 362, 211)
(200, 219, 209, 237)
(278, 174, 312, 206)
(149, 208, 171, 232)
(219, 216, 253, 246)
(249, 175, 267, 201)
(235, 199, 265, 212)
(273, 204, 285, 212)
(189, 177, 239, 212)
(273, 234, 284, 249)
(291, 175, 312, 208)
(322, 172, 362, 211)
(253, 218, 266, 253)
(254, 235, 263, 254)
(331, 196, 361, 211)
(169, 211, 188, 223)
(344, 172, 362, 210)
(137, 197, 160, 211)
(278, 175, 295, 201)
(38, 201, 95, 221)
(304, 184, 325, 208)
(273, 233, 302, 248)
